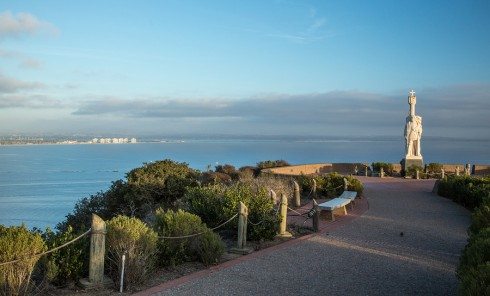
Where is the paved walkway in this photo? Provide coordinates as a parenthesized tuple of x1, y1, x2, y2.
(136, 177, 471, 296)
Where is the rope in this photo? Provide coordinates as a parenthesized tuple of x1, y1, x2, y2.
(287, 206, 309, 217)
(0, 228, 91, 267)
(158, 213, 238, 239)
(247, 219, 264, 226)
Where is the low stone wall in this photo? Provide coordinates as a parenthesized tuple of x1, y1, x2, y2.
(263, 163, 369, 176)
(441, 164, 466, 173)
(262, 163, 332, 175)
(473, 164, 490, 176)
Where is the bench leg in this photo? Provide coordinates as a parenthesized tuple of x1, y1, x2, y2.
(342, 205, 347, 215)
(326, 210, 335, 221)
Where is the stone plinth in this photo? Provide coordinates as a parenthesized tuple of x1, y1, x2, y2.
(401, 157, 424, 173)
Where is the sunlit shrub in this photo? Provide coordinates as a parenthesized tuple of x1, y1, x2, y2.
(0, 225, 46, 296)
(153, 209, 224, 267)
(106, 215, 158, 291)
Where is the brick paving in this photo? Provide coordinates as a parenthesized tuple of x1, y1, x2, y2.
(135, 177, 471, 296)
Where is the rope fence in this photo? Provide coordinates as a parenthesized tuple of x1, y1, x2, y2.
(0, 228, 91, 267)
(157, 213, 238, 239)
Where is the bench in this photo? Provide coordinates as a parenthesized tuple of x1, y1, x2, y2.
(318, 198, 351, 221)
(338, 191, 358, 208)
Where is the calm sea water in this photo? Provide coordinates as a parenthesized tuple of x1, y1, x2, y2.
(0, 139, 489, 230)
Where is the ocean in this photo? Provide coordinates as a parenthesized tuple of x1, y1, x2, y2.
(0, 138, 489, 230)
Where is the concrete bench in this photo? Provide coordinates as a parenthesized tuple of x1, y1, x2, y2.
(318, 198, 351, 221)
(338, 191, 358, 208)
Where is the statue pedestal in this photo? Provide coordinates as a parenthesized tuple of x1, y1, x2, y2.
(401, 156, 424, 174)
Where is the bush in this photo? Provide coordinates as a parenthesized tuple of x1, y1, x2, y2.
(256, 160, 290, 170)
(459, 263, 490, 296)
(458, 228, 490, 294)
(57, 192, 109, 233)
(125, 159, 199, 210)
(406, 165, 424, 178)
(294, 173, 363, 198)
(0, 225, 46, 296)
(469, 203, 490, 235)
(183, 183, 279, 241)
(41, 226, 88, 286)
(238, 166, 259, 179)
(154, 209, 224, 266)
(437, 176, 490, 210)
(215, 164, 239, 180)
(372, 162, 394, 176)
(106, 215, 158, 291)
(426, 163, 443, 174)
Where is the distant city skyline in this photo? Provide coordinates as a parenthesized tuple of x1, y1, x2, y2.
(0, 1, 489, 138)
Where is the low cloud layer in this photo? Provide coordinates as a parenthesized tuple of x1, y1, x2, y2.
(70, 84, 490, 137)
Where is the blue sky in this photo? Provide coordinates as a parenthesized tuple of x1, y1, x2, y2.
(0, 0, 489, 138)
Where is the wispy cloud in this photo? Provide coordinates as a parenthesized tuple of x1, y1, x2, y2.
(0, 10, 58, 40)
(0, 73, 44, 93)
(0, 49, 42, 69)
(0, 93, 66, 109)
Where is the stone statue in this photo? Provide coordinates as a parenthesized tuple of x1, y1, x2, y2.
(404, 115, 422, 157)
(402, 90, 424, 172)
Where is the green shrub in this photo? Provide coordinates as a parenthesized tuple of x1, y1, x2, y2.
(372, 162, 394, 176)
(256, 160, 290, 170)
(57, 192, 109, 233)
(437, 176, 490, 210)
(194, 230, 225, 266)
(41, 226, 88, 286)
(294, 173, 363, 198)
(153, 209, 224, 266)
(458, 228, 490, 276)
(183, 183, 279, 241)
(459, 263, 490, 296)
(406, 165, 424, 178)
(0, 225, 46, 296)
(426, 163, 443, 174)
(238, 166, 259, 179)
(125, 159, 199, 210)
(106, 215, 158, 291)
(469, 203, 490, 235)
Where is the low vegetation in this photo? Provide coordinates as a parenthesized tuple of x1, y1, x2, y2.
(437, 175, 490, 294)
(0, 158, 365, 293)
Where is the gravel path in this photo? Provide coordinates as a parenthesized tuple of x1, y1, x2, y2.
(144, 177, 471, 296)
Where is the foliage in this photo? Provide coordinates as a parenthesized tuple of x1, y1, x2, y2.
(256, 160, 290, 170)
(437, 175, 490, 210)
(215, 164, 239, 180)
(183, 182, 279, 241)
(57, 192, 109, 233)
(426, 163, 443, 174)
(250, 174, 293, 204)
(41, 226, 88, 286)
(238, 166, 260, 179)
(199, 171, 232, 186)
(0, 225, 46, 296)
(371, 162, 394, 176)
(457, 228, 490, 295)
(153, 209, 224, 266)
(106, 215, 158, 291)
(295, 173, 363, 198)
(469, 202, 490, 236)
(406, 165, 424, 179)
(125, 159, 199, 210)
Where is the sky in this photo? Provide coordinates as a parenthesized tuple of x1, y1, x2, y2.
(0, 0, 489, 138)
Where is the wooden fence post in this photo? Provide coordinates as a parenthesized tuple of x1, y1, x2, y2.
(312, 179, 317, 200)
(230, 202, 252, 254)
(365, 166, 369, 177)
(89, 214, 106, 284)
(441, 168, 445, 179)
(312, 199, 320, 232)
(416, 169, 420, 180)
(277, 194, 292, 238)
(293, 180, 301, 206)
(343, 178, 349, 191)
(380, 167, 384, 178)
(456, 166, 460, 176)
(270, 189, 277, 204)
